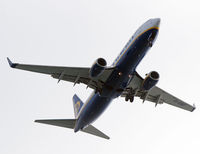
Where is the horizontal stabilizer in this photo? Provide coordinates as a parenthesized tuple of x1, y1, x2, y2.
(82, 125, 110, 140)
(35, 119, 76, 129)
(35, 119, 109, 139)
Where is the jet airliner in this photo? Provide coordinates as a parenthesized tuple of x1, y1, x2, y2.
(7, 18, 195, 139)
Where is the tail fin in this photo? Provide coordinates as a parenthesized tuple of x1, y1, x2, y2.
(72, 94, 84, 118)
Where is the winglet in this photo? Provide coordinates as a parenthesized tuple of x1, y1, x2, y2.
(7, 57, 18, 68)
(192, 104, 196, 112)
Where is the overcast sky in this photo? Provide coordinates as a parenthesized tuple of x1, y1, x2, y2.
(1, 0, 200, 154)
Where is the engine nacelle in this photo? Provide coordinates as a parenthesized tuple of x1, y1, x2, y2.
(89, 58, 107, 78)
(142, 71, 159, 91)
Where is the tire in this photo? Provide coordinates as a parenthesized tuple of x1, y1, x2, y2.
(130, 97, 134, 103)
(125, 96, 129, 102)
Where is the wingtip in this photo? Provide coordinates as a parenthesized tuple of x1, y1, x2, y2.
(7, 57, 18, 68)
(191, 104, 196, 112)
(106, 136, 110, 140)
(34, 120, 39, 123)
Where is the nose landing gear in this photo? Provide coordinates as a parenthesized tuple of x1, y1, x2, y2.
(148, 41, 153, 47)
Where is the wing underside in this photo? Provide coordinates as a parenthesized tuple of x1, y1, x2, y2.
(7, 58, 114, 90)
(121, 72, 196, 112)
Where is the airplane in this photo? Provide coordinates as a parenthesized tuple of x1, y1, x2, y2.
(7, 18, 196, 140)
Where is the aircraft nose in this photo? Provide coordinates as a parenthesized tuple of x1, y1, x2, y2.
(152, 18, 161, 28)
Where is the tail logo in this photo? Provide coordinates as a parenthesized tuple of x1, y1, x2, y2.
(75, 101, 81, 114)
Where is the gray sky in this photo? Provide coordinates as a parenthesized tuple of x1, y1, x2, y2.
(1, 0, 200, 154)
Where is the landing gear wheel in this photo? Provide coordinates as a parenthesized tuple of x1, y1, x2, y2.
(130, 97, 134, 103)
(125, 96, 129, 102)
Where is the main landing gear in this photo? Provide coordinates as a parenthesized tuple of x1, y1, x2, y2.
(125, 95, 134, 103)
(124, 87, 136, 103)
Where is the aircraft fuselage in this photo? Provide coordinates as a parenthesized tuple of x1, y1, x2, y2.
(74, 18, 160, 132)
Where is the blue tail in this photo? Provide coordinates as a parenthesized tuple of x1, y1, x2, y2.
(72, 94, 84, 118)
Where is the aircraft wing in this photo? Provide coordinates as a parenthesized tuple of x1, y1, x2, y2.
(7, 58, 114, 90)
(121, 72, 196, 112)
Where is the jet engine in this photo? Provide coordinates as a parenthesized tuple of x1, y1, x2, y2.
(142, 71, 159, 91)
(89, 58, 107, 78)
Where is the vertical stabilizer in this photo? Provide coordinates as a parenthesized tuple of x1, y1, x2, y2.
(72, 94, 84, 118)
